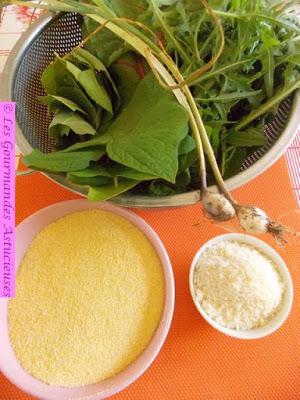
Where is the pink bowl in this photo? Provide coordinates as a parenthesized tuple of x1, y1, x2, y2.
(0, 200, 175, 400)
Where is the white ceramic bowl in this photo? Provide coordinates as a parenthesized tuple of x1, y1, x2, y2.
(189, 233, 293, 339)
(0, 200, 175, 400)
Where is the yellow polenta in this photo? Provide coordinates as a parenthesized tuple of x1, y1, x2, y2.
(9, 210, 165, 387)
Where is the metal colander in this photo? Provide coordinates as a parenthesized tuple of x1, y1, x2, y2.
(1, 11, 300, 208)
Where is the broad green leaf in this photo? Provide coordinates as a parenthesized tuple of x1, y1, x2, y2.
(178, 135, 196, 155)
(78, 69, 113, 113)
(64, 74, 188, 181)
(227, 128, 267, 147)
(178, 150, 197, 173)
(66, 62, 113, 113)
(110, 53, 143, 107)
(106, 74, 189, 183)
(108, 165, 157, 180)
(57, 86, 100, 129)
(41, 58, 99, 128)
(23, 149, 104, 172)
(69, 166, 110, 177)
(49, 110, 96, 137)
(74, 48, 108, 72)
(41, 57, 75, 94)
(62, 135, 109, 152)
(73, 48, 119, 97)
(88, 179, 140, 201)
(70, 165, 157, 180)
(65, 61, 82, 80)
(68, 173, 111, 186)
(50, 124, 70, 138)
(39, 95, 87, 115)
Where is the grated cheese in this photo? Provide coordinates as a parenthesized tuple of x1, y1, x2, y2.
(193, 240, 284, 330)
(9, 210, 165, 387)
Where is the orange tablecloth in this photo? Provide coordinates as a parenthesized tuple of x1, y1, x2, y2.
(1, 157, 300, 399)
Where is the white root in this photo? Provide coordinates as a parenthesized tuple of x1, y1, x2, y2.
(202, 190, 236, 221)
(236, 205, 290, 242)
(236, 206, 269, 235)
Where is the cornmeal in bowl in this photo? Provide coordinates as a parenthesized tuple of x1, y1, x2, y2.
(9, 209, 165, 387)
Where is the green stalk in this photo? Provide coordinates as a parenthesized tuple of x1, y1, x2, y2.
(199, 27, 217, 58)
(236, 80, 300, 130)
(193, 58, 255, 84)
(193, 14, 205, 64)
(157, 51, 234, 200)
(149, 0, 191, 66)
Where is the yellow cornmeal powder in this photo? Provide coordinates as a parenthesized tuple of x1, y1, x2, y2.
(9, 210, 165, 387)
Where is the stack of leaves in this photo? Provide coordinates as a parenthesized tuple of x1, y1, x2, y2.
(25, 50, 190, 200)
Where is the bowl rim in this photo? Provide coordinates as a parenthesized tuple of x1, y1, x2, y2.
(189, 233, 293, 339)
(1, 11, 300, 208)
(0, 200, 175, 400)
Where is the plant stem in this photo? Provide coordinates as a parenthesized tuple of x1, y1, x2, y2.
(236, 81, 300, 130)
(199, 27, 217, 58)
(193, 58, 255, 84)
(149, 0, 191, 66)
(193, 15, 205, 64)
(157, 51, 236, 200)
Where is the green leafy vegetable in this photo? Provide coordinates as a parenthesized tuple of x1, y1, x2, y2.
(110, 52, 144, 107)
(66, 61, 113, 113)
(23, 149, 104, 172)
(88, 179, 140, 201)
(73, 47, 120, 101)
(41, 58, 100, 128)
(178, 150, 197, 173)
(69, 164, 156, 180)
(49, 110, 96, 137)
(39, 95, 87, 115)
(68, 174, 111, 186)
(227, 128, 268, 147)
(178, 135, 196, 155)
(108, 165, 157, 180)
(105, 74, 189, 183)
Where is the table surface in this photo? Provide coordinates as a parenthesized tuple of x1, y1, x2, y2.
(1, 6, 300, 400)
